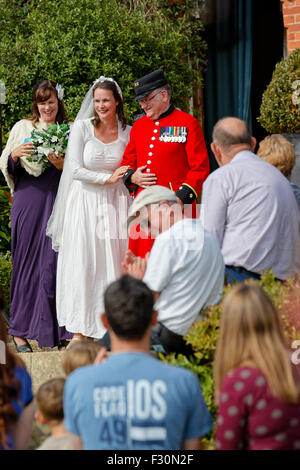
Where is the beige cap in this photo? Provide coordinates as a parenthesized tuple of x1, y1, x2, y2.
(127, 185, 177, 229)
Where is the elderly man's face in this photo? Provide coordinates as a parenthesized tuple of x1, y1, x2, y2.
(140, 201, 182, 236)
(138, 89, 169, 120)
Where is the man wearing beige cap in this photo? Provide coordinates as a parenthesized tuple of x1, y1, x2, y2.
(123, 185, 224, 354)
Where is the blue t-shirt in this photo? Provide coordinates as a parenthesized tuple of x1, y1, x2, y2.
(64, 352, 212, 450)
(1, 366, 33, 450)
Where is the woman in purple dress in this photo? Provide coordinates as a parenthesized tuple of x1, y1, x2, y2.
(0, 80, 72, 351)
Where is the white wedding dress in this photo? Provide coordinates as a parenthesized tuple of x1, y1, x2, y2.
(56, 118, 132, 338)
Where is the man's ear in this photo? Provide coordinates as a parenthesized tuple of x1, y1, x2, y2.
(35, 410, 46, 425)
(250, 136, 257, 153)
(211, 142, 222, 166)
(161, 89, 169, 103)
(151, 310, 158, 326)
(101, 313, 110, 330)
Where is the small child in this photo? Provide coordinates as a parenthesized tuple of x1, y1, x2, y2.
(62, 339, 103, 376)
(214, 283, 300, 450)
(35, 378, 73, 450)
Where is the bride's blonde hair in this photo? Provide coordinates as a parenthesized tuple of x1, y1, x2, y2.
(214, 283, 299, 403)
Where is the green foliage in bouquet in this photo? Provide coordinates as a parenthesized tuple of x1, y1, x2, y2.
(258, 49, 300, 133)
(0, 0, 207, 135)
(159, 271, 300, 449)
(0, 186, 11, 253)
(26, 123, 70, 172)
(0, 251, 12, 318)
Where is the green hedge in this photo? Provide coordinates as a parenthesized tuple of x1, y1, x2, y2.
(258, 48, 300, 133)
(0, 186, 11, 253)
(0, 251, 12, 318)
(160, 272, 300, 449)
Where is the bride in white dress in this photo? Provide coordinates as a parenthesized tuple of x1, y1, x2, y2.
(47, 77, 131, 342)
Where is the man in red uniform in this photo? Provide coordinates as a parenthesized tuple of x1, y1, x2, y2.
(121, 69, 209, 256)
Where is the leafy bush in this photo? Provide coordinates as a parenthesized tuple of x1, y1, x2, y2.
(0, 0, 206, 135)
(0, 186, 11, 253)
(258, 48, 300, 133)
(0, 251, 12, 318)
(160, 271, 300, 449)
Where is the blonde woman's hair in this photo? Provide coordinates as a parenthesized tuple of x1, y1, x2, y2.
(62, 340, 102, 376)
(214, 283, 299, 404)
(257, 134, 295, 179)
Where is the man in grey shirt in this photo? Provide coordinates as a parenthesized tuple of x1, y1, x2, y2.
(201, 117, 300, 284)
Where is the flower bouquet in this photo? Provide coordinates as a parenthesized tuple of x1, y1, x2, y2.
(25, 123, 70, 172)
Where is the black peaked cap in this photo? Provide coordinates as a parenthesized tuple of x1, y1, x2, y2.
(134, 69, 168, 100)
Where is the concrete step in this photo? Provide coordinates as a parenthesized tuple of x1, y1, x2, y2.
(17, 350, 65, 393)
(8, 338, 66, 393)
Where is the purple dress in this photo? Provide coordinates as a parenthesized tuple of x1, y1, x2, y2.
(7, 156, 72, 347)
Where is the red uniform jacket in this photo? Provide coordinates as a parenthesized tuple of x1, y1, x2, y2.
(122, 106, 209, 201)
(121, 105, 210, 256)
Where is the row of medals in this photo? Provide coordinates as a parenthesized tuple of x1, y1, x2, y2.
(159, 126, 187, 143)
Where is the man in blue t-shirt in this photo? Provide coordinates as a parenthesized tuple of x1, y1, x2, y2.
(63, 275, 212, 450)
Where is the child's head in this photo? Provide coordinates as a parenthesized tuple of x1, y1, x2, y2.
(214, 282, 299, 403)
(35, 378, 65, 426)
(62, 340, 102, 376)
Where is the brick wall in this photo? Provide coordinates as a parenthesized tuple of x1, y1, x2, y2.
(281, 0, 300, 54)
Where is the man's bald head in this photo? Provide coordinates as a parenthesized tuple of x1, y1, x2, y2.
(212, 117, 252, 151)
(211, 117, 256, 167)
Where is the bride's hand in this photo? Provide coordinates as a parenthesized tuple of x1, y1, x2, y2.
(106, 166, 129, 184)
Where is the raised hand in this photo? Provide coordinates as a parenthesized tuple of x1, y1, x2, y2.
(127, 256, 147, 280)
(122, 249, 137, 274)
(131, 165, 157, 188)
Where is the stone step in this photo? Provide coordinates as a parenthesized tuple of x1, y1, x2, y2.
(8, 337, 66, 393)
(17, 350, 65, 393)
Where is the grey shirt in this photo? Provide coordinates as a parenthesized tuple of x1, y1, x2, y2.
(201, 150, 300, 279)
(290, 182, 300, 211)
